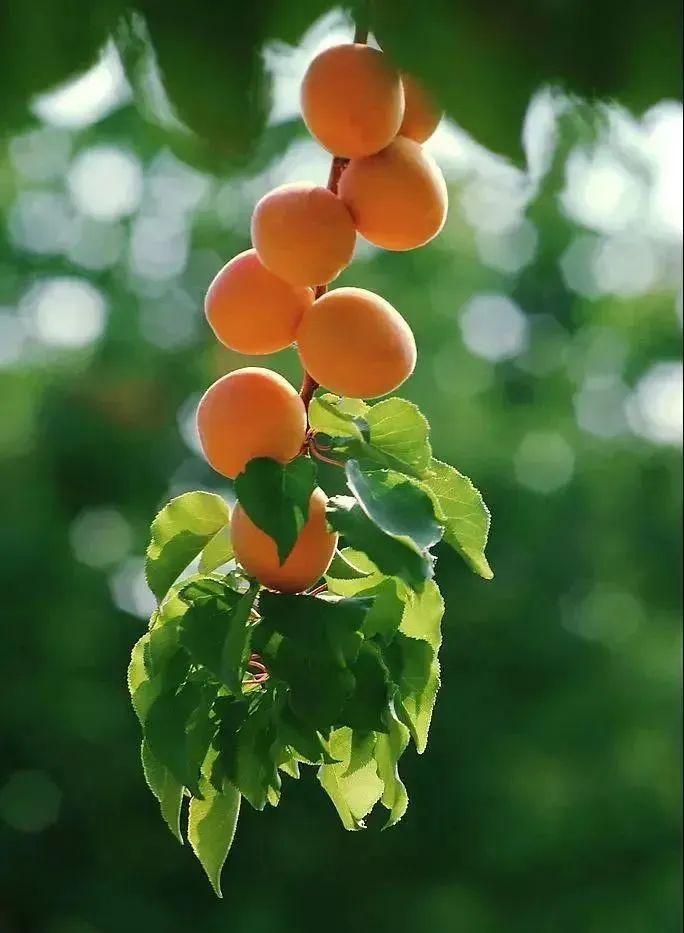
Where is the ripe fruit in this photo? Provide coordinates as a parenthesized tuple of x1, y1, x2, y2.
(251, 182, 356, 287)
(301, 44, 404, 158)
(297, 287, 416, 398)
(338, 136, 447, 250)
(399, 73, 442, 142)
(232, 487, 338, 593)
(196, 368, 306, 478)
(205, 249, 314, 354)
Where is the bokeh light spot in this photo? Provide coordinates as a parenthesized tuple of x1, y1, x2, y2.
(459, 293, 529, 362)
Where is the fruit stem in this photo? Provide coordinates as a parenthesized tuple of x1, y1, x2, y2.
(299, 22, 369, 413)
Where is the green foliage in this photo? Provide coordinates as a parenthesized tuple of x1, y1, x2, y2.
(233, 457, 317, 562)
(145, 492, 231, 600)
(188, 777, 241, 897)
(129, 389, 464, 893)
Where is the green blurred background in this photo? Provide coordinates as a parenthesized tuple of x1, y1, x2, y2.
(0, 4, 681, 932)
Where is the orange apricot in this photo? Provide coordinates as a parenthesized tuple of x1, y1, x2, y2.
(301, 44, 404, 158)
(296, 287, 416, 398)
(399, 73, 443, 143)
(196, 368, 306, 479)
(204, 249, 314, 354)
(232, 487, 338, 593)
(338, 136, 448, 250)
(251, 182, 356, 287)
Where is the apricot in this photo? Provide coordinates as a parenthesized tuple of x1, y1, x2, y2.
(338, 136, 448, 250)
(301, 44, 404, 158)
(296, 287, 416, 398)
(399, 73, 442, 143)
(232, 487, 338, 593)
(204, 249, 313, 355)
(196, 368, 306, 479)
(251, 182, 356, 287)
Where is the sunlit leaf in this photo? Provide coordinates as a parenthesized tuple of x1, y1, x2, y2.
(346, 460, 443, 550)
(327, 496, 434, 591)
(420, 459, 493, 580)
(188, 775, 241, 898)
(145, 492, 230, 600)
(375, 705, 410, 827)
(318, 728, 384, 830)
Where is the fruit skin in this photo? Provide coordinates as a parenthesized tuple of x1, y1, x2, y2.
(338, 136, 448, 250)
(301, 43, 404, 158)
(251, 182, 356, 287)
(205, 249, 314, 355)
(196, 368, 306, 479)
(399, 73, 442, 143)
(297, 287, 416, 399)
(232, 488, 338, 593)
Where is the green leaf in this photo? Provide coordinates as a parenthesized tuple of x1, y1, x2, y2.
(141, 740, 185, 843)
(146, 492, 231, 600)
(277, 706, 337, 766)
(215, 688, 282, 811)
(318, 728, 384, 830)
(325, 549, 386, 596)
(346, 461, 443, 551)
(144, 680, 218, 797)
(375, 705, 410, 828)
(363, 397, 432, 476)
(339, 642, 391, 733)
(199, 525, 234, 573)
(178, 579, 259, 693)
(129, 635, 187, 841)
(308, 393, 368, 441)
(385, 635, 440, 755)
(255, 593, 370, 730)
(419, 459, 493, 580)
(188, 777, 241, 898)
(310, 395, 432, 478)
(327, 496, 433, 592)
(234, 457, 317, 563)
(400, 580, 445, 651)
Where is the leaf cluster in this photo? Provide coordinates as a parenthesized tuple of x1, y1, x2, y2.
(130, 395, 492, 894)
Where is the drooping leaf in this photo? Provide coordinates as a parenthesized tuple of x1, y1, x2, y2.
(129, 635, 186, 840)
(188, 777, 241, 898)
(212, 688, 282, 811)
(145, 492, 231, 600)
(255, 593, 370, 729)
(419, 459, 493, 580)
(375, 705, 410, 828)
(327, 496, 434, 591)
(144, 680, 218, 798)
(277, 706, 337, 766)
(399, 580, 445, 651)
(346, 460, 443, 551)
(178, 579, 259, 692)
(318, 728, 384, 831)
(338, 642, 391, 733)
(141, 740, 185, 843)
(385, 635, 440, 755)
(234, 457, 318, 563)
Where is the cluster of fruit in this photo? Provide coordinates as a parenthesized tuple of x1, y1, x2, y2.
(196, 41, 446, 594)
